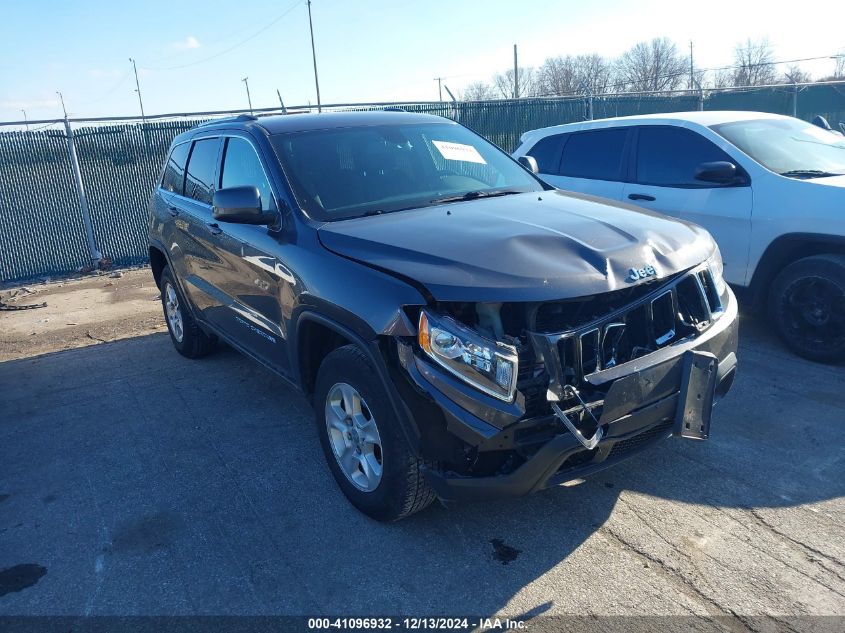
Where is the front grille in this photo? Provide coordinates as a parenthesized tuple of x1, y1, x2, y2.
(527, 264, 723, 402)
(607, 420, 674, 459)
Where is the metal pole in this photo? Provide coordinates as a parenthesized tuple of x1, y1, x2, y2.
(63, 117, 102, 267)
(513, 44, 519, 99)
(689, 41, 694, 90)
(307, 0, 322, 112)
(443, 85, 458, 121)
(792, 82, 798, 117)
(129, 58, 146, 122)
(698, 87, 705, 111)
(242, 77, 253, 114)
(21, 109, 28, 131)
(434, 77, 443, 102)
(276, 89, 288, 114)
(56, 91, 68, 118)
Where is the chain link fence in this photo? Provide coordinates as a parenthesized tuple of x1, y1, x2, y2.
(1, 82, 844, 282)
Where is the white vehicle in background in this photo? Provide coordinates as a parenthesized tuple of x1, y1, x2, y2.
(513, 111, 845, 363)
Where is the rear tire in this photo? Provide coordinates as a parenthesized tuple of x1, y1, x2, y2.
(314, 345, 436, 521)
(769, 254, 845, 363)
(160, 266, 216, 359)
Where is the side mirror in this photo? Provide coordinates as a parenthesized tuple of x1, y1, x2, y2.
(694, 161, 740, 185)
(812, 115, 832, 131)
(212, 186, 272, 225)
(518, 155, 540, 174)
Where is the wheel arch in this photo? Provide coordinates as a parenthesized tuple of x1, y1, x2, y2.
(291, 310, 421, 454)
(149, 244, 168, 289)
(748, 233, 845, 307)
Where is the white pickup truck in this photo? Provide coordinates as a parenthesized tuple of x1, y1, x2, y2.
(514, 111, 845, 362)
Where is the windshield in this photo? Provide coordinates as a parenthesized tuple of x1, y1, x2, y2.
(711, 117, 845, 177)
(271, 121, 543, 221)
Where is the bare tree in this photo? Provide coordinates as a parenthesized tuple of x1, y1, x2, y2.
(782, 65, 811, 84)
(835, 52, 845, 79)
(613, 37, 689, 92)
(576, 54, 613, 94)
(538, 54, 613, 96)
(538, 56, 579, 96)
(493, 67, 540, 99)
(732, 38, 777, 86)
(461, 81, 498, 101)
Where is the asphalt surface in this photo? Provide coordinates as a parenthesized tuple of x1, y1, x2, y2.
(1, 315, 843, 622)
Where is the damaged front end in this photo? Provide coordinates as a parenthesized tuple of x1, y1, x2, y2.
(395, 262, 739, 502)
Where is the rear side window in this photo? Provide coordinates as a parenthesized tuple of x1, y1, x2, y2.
(636, 126, 734, 187)
(185, 138, 220, 204)
(161, 142, 190, 194)
(526, 133, 566, 174)
(559, 128, 628, 181)
(220, 137, 276, 212)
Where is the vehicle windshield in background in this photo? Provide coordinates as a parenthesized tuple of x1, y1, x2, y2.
(271, 122, 542, 221)
(712, 117, 845, 178)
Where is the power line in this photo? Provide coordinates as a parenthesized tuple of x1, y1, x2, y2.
(142, 0, 302, 71)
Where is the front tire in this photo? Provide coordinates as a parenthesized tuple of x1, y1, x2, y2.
(159, 266, 216, 359)
(769, 254, 845, 363)
(314, 345, 436, 521)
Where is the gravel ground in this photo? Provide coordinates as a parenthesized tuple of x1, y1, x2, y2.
(0, 273, 843, 627)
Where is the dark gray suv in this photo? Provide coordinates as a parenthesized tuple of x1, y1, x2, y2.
(148, 111, 738, 521)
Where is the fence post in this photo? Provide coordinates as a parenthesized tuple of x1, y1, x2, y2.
(585, 89, 594, 120)
(443, 85, 459, 122)
(791, 83, 798, 118)
(698, 87, 705, 111)
(63, 118, 102, 267)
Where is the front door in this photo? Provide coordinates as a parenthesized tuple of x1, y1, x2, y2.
(200, 135, 294, 375)
(623, 126, 753, 285)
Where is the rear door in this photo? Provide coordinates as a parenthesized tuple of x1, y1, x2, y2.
(534, 127, 630, 202)
(173, 136, 227, 317)
(155, 141, 191, 281)
(622, 125, 752, 285)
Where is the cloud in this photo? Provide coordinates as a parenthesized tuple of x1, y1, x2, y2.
(171, 36, 201, 50)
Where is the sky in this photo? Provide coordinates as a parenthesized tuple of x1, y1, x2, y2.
(1, 0, 843, 123)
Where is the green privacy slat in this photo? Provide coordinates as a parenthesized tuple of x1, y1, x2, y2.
(1, 85, 843, 282)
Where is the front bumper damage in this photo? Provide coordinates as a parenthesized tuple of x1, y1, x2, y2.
(395, 280, 739, 503)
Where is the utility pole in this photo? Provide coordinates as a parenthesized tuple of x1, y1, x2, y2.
(307, 0, 322, 112)
(129, 58, 146, 122)
(689, 41, 694, 90)
(513, 44, 519, 99)
(21, 109, 28, 131)
(242, 77, 253, 114)
(434, 77, 444, 101)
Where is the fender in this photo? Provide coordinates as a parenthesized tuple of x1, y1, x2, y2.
(290, 309, 421, 453)
(749, 232, 845, 305)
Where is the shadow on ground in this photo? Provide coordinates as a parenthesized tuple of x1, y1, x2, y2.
(1, 315, 843, 616)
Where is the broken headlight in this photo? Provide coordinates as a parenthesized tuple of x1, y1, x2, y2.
(707, 246, 727, 296)
(418, 309, 518, 402)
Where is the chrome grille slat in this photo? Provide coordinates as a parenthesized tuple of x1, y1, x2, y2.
(528, 264, 718, 399)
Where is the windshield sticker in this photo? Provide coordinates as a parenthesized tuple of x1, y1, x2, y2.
(432, 140, 487, 165)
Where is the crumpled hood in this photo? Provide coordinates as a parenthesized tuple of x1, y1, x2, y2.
(317, 190, 716, 303)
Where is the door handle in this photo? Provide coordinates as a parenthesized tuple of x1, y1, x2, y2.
(168, 206, 179, 217)
(207, 222, 222, 235)
(628, 193, 656, 202)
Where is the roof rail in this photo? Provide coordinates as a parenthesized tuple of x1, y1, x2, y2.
(382, 106, 407, 112)
(197, 113, 257, 128)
